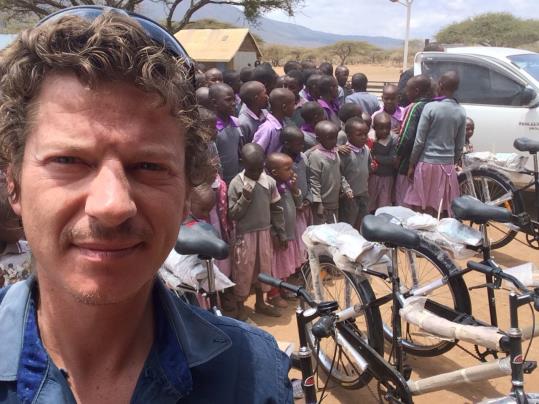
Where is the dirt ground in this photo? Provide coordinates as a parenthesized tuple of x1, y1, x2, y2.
(274, 63, 402, 83)
(245, 230, 539, 404)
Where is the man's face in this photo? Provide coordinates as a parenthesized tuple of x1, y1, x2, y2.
(214, 87, 236, 117)
(254, 85, 269, 110)
(9, 73, 188, 304)
(335, 68, 349, 88)
(205, 69, 223, 86)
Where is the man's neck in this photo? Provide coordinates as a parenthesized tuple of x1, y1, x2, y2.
(217, 112, 231, 122)
(36, 276, 155, 402)
(271, 110, 285, 122)
(247, 104, 261, 116)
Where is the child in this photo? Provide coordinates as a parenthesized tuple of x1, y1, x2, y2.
(238, 81, 268, 143)
(404, 71, 466, 216)
(239, 66, 254, 84)
(339, 117, 371, 229)
(369, 112, 397, 212)
(300, 72, 322, 103)
(223, 69, 242, 115)
(253, 88, 296, 156)
(300, 101, 325, 151)
(280, 126, 312, 266)
(337, 103, 363, 146)
(284, 70, 306, 127)
(198, 107, 222, 176)
(306, 120, 352, 224)
(205, 67, 223, 86)
(266, 152, 303, 308)
(464, 117, 475, 153)
(317, 75, 341, 126)
(0, 181, 30, 287)
(372, 84, 405, 134)
(394, 75, 433, 206)
(228, 143, 285, 319)
(210, 83, 244, 183)
(196, 86, 211, 109)
(252, 65, 278, 94)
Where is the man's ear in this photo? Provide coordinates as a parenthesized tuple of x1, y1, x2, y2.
(5, 166, 21, 216)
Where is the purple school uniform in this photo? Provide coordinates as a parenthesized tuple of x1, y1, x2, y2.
(317, 98, 341, 126)
(372, 106, 405, 133)
(253, 112, 283, 156)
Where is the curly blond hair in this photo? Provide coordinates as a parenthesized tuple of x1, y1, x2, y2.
(0, 11, 211, 200)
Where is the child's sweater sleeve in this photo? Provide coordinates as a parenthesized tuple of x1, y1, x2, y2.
(269, 183, 286, 240)
(227, 177, 252, 220)
(409, 106, 432, 166)
(454, 114, 466, 164)
(302, 154, 314, 204)
(307, 152, 323, 204)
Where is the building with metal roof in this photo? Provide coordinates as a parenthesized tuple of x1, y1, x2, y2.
(174, 28, 262, 71)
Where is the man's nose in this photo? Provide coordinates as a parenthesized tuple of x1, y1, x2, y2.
(85, 161, 137, 227)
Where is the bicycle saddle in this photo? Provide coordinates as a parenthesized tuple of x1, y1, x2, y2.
(451, 195, 512, 224)
(175, 220, 229, 260)
(360, 214, 420, 249)
(514, 137, 539, 154)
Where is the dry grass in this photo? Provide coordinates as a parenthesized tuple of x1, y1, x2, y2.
(274, 63, 402, 83)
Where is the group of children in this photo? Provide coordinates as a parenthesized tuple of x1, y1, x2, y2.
(190, 60, 471, 321)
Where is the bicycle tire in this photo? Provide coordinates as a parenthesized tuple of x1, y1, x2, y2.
(458, 167, 524, 249)
(301, 256, 384, 389)
(369, 238, 472, 357)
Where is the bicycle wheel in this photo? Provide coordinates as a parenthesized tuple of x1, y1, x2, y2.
(368, 238, 472, 357)
(458, 167, 524, 249)
(301, 256, 383, 389)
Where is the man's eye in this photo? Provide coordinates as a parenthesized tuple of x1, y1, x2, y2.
(52, 156, 80, 164)
(136, 162, 164, 171)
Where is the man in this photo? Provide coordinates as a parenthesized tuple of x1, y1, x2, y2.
(345, 73, 380, 116)
(0, 7, 292, 404)
(334, 65, 351, 105)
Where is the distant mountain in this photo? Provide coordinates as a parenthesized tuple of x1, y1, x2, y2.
(140, 2, 402, 49)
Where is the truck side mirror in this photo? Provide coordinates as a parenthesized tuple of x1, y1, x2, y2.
(521, 86, 537, 106)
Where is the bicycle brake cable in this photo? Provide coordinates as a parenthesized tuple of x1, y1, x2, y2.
(317, 341, 338, 404)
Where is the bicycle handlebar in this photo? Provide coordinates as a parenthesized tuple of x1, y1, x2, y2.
(466, 261, 539, 311)
(467, 261, 529, 292)
(257, 273, 316, 307)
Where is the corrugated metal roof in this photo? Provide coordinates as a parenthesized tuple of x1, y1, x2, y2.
(174, 28, 260, 62)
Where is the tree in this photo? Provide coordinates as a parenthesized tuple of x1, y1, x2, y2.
(324, 40, 377, 66)
(263, 44, 286, 66)
(0, 0, 302, 34)
(436, 13, 539, 47)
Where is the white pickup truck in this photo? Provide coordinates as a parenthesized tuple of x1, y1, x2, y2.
(414, 47, 539, 184)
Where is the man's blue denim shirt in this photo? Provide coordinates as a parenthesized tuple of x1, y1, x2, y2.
(0, 278, 292, 403)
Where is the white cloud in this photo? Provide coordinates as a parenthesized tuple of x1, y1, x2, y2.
(265, 0, 539, 39)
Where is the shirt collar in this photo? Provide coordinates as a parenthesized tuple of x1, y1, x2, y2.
(318, 98, 339, 114)
(346, 142, 364, 154)
(300, 123, 315, 133)
(216, 116, 240, 131)
(241, 104, 268, 122)
(265, 112, 283, 130)
(315, 144, 338, 160)
(0, 277, 232, 395)
(239, 170, 272, 190)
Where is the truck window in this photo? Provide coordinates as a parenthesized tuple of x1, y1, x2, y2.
(421, 60, 526, 106)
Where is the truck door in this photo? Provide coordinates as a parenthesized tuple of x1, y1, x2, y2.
(416, 53, 539, 159)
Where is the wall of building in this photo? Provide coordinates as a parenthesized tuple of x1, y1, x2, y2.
(233, 51, 257, 70)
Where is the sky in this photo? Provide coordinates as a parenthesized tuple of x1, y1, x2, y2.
(265, 0, 539, 40)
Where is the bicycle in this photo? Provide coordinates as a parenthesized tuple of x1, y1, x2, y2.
(458, 137, 539, 250)
(257, 272, 412, 404)
(164, 220, 230, 315)
(360, 205, 539, 402)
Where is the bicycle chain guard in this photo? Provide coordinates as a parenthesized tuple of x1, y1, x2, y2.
(474, 344, 499, 362)
(526, 221, 539, 250)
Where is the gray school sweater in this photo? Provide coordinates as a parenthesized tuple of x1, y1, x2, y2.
(305, 148, 351, 210)
(238, 104, 266, 144)
(293, 153, 312, 204)
(216, 122, 243, 183)
(371, 136, 397, 177)
(276, 188, 302, 240)
(410, 98, 466, 166)
(228, 172, 285, 238)
(340, 146, 370, 196)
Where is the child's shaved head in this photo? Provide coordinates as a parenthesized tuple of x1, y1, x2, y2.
(301, 101, 324, 125)
(266, 152, 292, 172)
(338, 103, 363, 124)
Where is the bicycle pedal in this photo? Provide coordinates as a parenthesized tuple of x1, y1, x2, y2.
(402, 364, 413, 381)
(523, 360, 537, 374)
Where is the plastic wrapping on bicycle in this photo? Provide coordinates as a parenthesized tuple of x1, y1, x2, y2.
(514, 137, 539, 154)
(360, 214, 420, 249)
(175, 221, 229, 260)
(452, 195, 512, 224)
